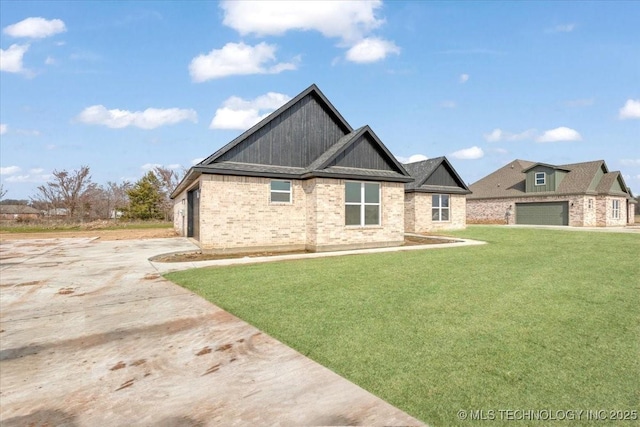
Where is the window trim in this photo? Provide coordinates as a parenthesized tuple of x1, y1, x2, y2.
(432, 194, 450, 222)
(270, 180, 292, 204)
(345, 181, 381, 227)
(612, 199, 620, 219)
(534, 172, 546, 186)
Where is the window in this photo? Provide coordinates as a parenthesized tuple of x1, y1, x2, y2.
(612, 199, 620, 219)
(345, 182, 380, 226)
(535, 172, 546, 186)
(432, 194, 450, 222)
(588, 198, 593, 209)
(270, 180, 291, 203)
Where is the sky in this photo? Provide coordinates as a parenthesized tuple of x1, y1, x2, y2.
(1, 0, 639, 200)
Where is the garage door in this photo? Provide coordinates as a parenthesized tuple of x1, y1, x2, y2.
(515, 202, 568, 226)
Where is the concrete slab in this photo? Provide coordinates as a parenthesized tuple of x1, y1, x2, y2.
(0, 237, 424, 426)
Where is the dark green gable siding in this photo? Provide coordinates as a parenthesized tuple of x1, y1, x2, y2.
(526, 166, 557, 192)
(516, 202, 568, 225)
(219, 93, 350, 167)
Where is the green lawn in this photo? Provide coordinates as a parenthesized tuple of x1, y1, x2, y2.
(166, 227, 640, 426)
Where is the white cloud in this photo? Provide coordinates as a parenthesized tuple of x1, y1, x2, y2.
(166, 164, 182, 170)
(45, 56, 56, 65)
(546, 23, 576, 33)
(220, 0, 384, 41)
(451, 146, 484, 160)
(0, 124, 7, 135)
(459, 73, 469, 83)
(191, 158, 204, 165)
(3, 17, 66, 39)
(440, 100, 457, 109)
(620, 159, 640, 166)
(396, 154, 429, 164)
(210, 92, 291, 130)
(141, 163, 162, 171)
(76, 105, 197, 129)
(0, 44, 30, 73)
(619, 99, 640, 120)
(536, 126, 582, 143)
(345, 37, 400, 63)
(1, 166, 21, 175)
(189, 42, 298, 82)
(483, 128, 536, 142)
(5, 173, 50, 183)
(29, 168, 44, 174)
(220, 1, 398, 64)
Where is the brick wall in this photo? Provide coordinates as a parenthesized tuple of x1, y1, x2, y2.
(405, 193, 466, 232)
(596, 196, 628, 226)
(467, 195, 596, 226)
(173, 175, 405, 253)
(307, 179, 405, 251)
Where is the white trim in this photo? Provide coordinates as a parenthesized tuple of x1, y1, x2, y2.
(270, 180, 292, 204)
(432, 194, 450, 222)
(345, 181, 381, 226)
(534, 172, 546, 186)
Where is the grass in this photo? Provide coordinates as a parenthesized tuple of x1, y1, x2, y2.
(166, 227, 640, 426)
(0, 220, 172, 233)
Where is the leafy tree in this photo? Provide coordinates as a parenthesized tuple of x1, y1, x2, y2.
(124, 171, 163, 220)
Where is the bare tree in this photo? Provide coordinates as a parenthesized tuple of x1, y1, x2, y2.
(0, 183, 7, 200)
(31, 166, 96, 220)
(153, 166, 181, 221)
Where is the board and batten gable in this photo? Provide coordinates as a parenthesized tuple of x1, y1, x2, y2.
(403, 157, 471, 232)
(171, 84, 413, 253)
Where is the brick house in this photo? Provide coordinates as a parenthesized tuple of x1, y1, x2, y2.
(403, 157, 471, 232)
(0, 204, 42, 221)
(171, 85, 413, 253)
(467, 159, 636, 226)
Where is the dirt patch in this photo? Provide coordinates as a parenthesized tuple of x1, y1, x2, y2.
(151, 235, 454, 263)
(0, 228, 177, 241)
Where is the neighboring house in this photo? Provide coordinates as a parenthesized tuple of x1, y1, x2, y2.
(467, 159, 635, 226)
(171, 84, 413, 253)
(403, 157, 471, 232)
(0, 205, 42, 221)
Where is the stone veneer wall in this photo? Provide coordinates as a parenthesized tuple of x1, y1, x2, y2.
(173, 175, 405, 253)
(405, 193, 466, 232)
(628, 202, 636, 225)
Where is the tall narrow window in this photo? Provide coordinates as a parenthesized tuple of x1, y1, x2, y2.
(535, 172, 546, 186)
(432, 194, 450, 221)
(270, 180, 291, 203)
(345, 182, 380, 226)
(588, 198, 593, 209)
(612, 199, 620, 219)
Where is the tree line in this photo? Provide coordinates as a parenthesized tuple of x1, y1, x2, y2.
(0, 166, 182, 222)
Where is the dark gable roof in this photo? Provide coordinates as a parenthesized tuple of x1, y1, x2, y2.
(403, 157, 471, 194)
(468, 159, 632, 200)
(173, 85, 412, 197)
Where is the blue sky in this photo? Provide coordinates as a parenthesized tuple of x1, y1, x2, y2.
(1, 1, 639, 200)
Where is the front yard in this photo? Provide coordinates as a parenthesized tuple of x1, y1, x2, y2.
(165, 227, 639, 426)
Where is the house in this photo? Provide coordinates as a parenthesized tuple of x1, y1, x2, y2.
(171, 84, 414, 253)
(0, 204, 42, 221)
(403, 157, 471, 232)
(467, 159, 636, 226)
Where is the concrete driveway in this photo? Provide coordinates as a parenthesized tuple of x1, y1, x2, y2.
(0, 237, 423, 426)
